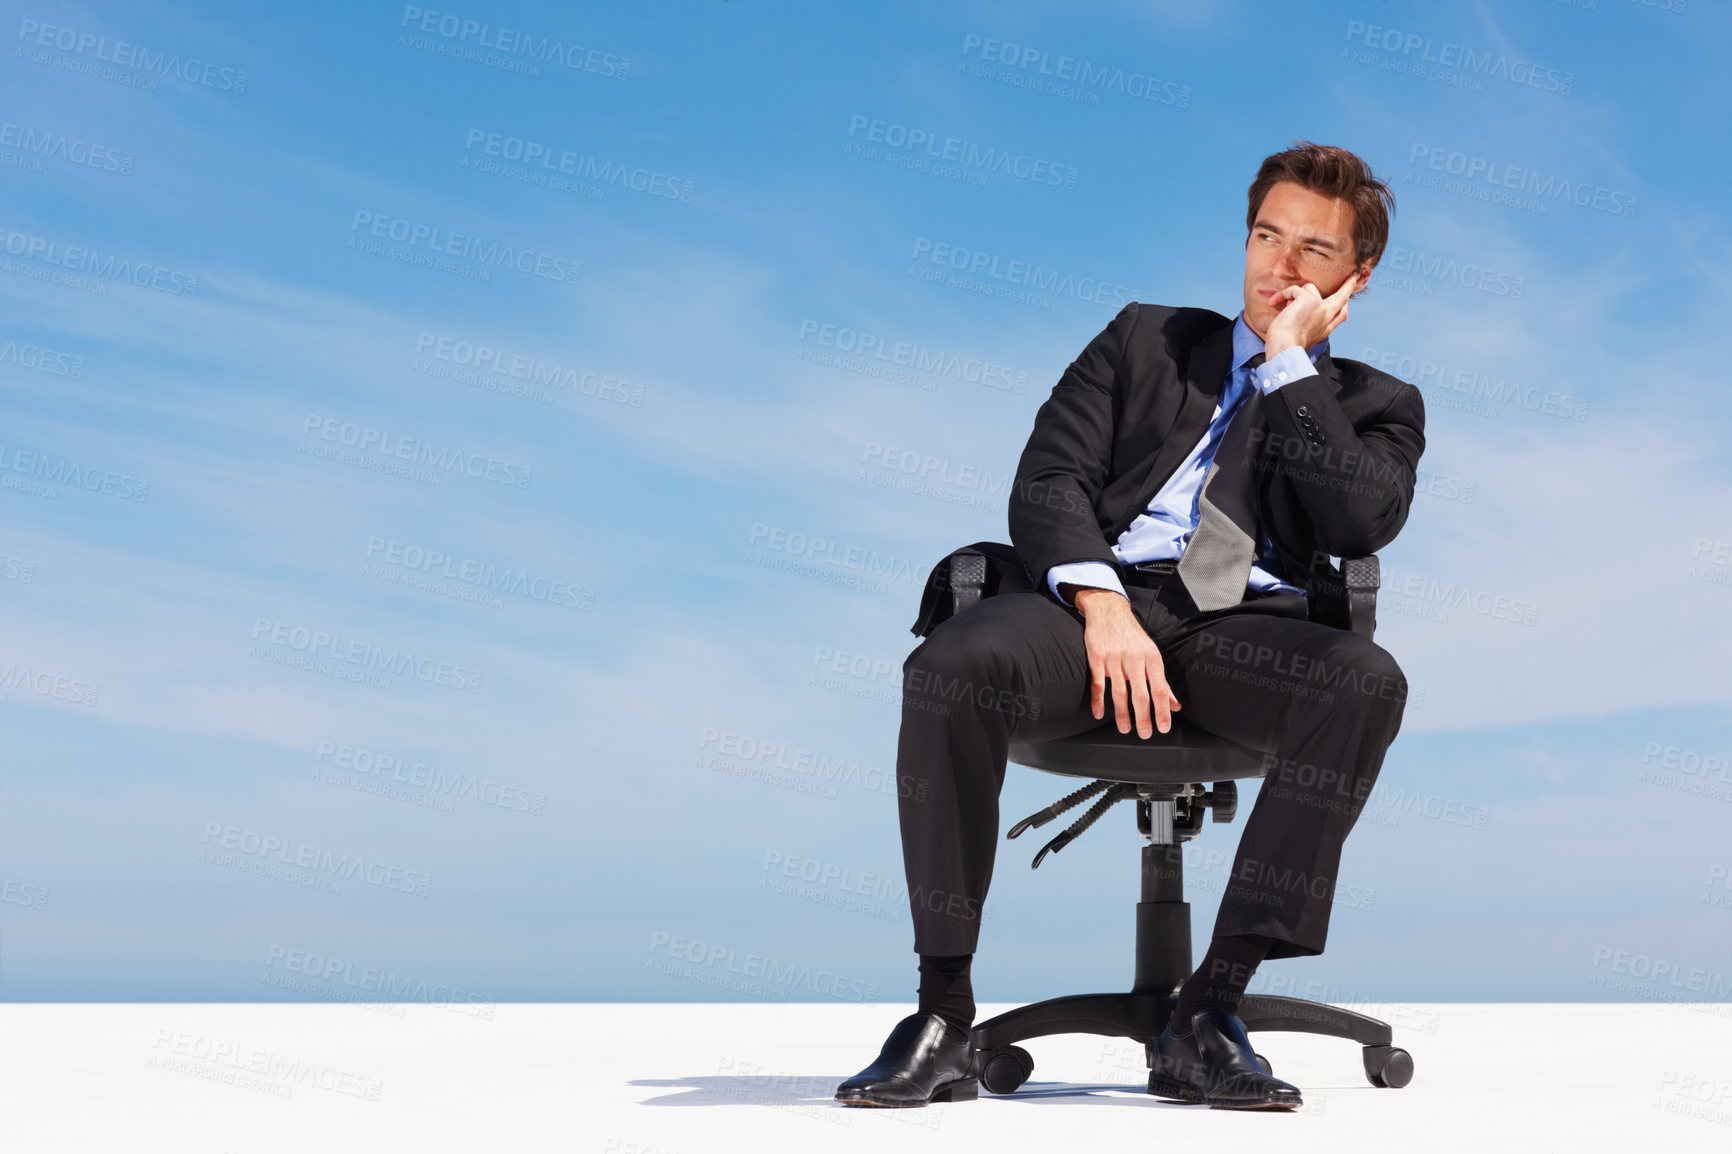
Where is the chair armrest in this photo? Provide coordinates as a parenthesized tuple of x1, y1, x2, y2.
(948, 550, 989, 616)
(911, 542, 1029, 637)
(1342, 555, 1380, 640)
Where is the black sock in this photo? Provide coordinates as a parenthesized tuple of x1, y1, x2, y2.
(1171, 934, 1273, 1037)
(917, 953, 975, 1038)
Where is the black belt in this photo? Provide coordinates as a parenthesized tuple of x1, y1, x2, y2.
(1122, 559, 1305, 605)
(1121, 559, 1179, 587)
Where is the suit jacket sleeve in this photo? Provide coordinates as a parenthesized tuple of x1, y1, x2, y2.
(1008, 302, 1140, 596)
(1259, 368, 1427, 557)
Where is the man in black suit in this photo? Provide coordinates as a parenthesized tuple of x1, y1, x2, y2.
(837, 142, 1423, 1110)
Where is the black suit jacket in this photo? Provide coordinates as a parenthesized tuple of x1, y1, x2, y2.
(1008, 302, 1426, 618)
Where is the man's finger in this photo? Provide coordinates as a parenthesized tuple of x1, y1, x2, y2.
(1128, 657, 1153, 739)
(1153, 682, 1172, 734)
(1140, 651, 1173, 734)
(1324, 298, 1351, 338)
(1090, 660, 1106, 720)
(1137, 646, 1174, 735)
(1110, 662, 1133, 734)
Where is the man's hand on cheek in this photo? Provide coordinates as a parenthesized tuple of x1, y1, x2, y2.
(1264, 273, 1360, 358)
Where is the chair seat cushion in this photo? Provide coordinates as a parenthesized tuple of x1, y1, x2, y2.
(1008, 718, 1268, 785)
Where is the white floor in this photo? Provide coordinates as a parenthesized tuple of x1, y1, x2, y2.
(4, 1002, 1731, 1152)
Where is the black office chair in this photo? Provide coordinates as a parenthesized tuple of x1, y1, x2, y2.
(941, 551, 1415, 1098)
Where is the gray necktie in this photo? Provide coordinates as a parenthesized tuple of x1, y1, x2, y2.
(1177, 352, 1268, 611)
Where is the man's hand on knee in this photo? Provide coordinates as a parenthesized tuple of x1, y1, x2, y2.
(1073, 589, 1181, 738)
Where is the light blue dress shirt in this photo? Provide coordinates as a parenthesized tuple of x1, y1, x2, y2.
(1046, 311, 1328, 605)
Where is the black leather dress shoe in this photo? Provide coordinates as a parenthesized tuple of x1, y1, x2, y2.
(1149, 1007, 1302, 1110)
(834, 1012, 977, 1108)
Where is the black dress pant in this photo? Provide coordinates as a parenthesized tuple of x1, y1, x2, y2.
(895, 573, 1408, 962)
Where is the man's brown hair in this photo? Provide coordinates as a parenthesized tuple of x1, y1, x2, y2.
(1246, 141, 1395, 270)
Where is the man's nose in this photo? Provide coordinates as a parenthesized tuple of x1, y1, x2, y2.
(1269, 244, 1300, 279)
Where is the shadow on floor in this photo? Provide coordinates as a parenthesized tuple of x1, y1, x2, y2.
(632, 1075, 1197, 1110)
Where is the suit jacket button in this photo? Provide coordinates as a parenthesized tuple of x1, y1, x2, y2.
(1296, 405, 1311, 418)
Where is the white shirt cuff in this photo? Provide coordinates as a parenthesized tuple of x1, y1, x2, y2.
(1255, 344, 1318, 394)
(1047, 560, 1127, 604)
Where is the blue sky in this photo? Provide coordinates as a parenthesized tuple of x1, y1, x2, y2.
(2, 0, 1729, 1006)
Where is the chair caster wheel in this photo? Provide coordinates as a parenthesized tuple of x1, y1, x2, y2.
(1254, 1052, 1272, 1076)
(1362, 1044, 1413, 1088)
(977, 1045, 1034, 1095)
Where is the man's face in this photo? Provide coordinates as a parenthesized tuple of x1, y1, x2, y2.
(1241, 179, 1373, 338)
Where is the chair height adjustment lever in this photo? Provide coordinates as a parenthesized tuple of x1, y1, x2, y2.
(1030, 784, 1133, 869)
(1007, 779, 1111, 840)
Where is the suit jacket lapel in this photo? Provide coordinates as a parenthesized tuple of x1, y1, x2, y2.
(1115, 320, 1235, 535)
(1188, 320, 1237, 406)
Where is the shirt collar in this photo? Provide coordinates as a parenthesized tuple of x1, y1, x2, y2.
(1232, 310, 1328, 372)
